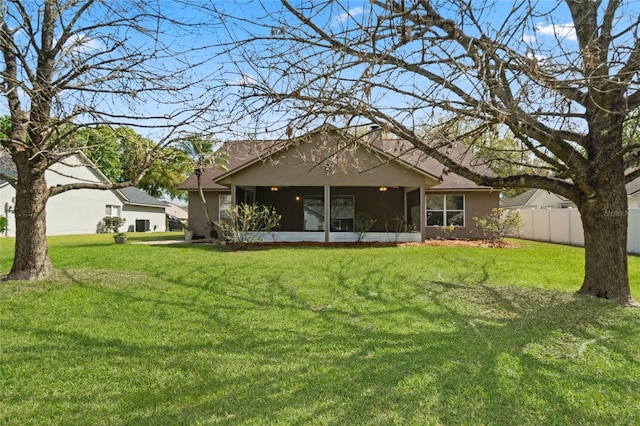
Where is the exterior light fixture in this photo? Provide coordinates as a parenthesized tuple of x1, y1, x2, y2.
(295, 195, 301, 201)
(379, 186, 388, 192)
(270, 186, 279, 192)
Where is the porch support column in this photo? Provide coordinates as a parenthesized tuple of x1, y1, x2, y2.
(420, 185, 426, 241)
(231, 183, 237, 207)
(324, 185, 330, 243)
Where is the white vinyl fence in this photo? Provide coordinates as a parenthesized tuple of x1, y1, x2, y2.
(509, 208, 640, 254)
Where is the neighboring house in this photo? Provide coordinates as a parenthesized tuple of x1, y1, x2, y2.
(503, 178, 640, 210)
(164, 201, 189, 222)
(177, 126, 500, 242)
(500, 188, 575, 209)
(0, 151, 166, 236)
(626, 177, 640, 208)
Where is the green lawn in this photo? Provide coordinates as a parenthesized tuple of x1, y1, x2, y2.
(1, 234, 640, 425)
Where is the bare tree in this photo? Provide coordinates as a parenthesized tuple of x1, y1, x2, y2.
(214, 0, 640, 306)
(0, 0, 225, 280)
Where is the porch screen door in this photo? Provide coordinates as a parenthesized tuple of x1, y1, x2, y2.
(303, 196, 324, 231)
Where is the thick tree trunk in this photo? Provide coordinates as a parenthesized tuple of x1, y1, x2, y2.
(576, 182, 638, 307)
(5, 164, 53, 281)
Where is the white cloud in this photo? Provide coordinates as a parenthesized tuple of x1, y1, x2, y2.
(231, 74, 258, 86)
(526, 51, 548, 63)
(62, 34, 103, 55)
(522, 33, 537, 44)
(332, 7, 364, 26)
(535, 22, 577, 42)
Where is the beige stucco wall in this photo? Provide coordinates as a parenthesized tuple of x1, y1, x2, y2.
(187, 191, 228, 238)
(218, 137, 436, 188)
(425, 190, 500, 239)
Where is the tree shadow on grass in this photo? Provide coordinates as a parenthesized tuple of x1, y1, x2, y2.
(3, 258, 640, 425)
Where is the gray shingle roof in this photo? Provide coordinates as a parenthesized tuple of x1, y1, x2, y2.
(626, 172, 640, 196)
(118, 186, 166, 207)
(500, 189, 537, 207)
(369, 136, 496, 190)
(0, 151, 17, 186)
(177, 140, 282, 191)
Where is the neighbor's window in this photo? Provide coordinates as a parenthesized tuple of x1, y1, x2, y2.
(105, 205, 121, 217)
(426, 194, 464, 226)
(219, 194, 232, 223)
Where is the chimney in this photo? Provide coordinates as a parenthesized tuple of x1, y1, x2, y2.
(368, 124, 382, 146)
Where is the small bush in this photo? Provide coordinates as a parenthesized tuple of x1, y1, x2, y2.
(0, 215, 7, 233)
(434, 223, 460, 240)
(216, 203, 281, 248)
(354, 212, 376, 242)
(384, 215, 408, 242)
(473, 208, 522, 241)
(102, 216, 126, 233)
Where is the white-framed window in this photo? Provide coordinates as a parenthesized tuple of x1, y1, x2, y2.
(105, 205, 121, 217)
(219, 194, 232, 223)
(426, 194, 464, 227)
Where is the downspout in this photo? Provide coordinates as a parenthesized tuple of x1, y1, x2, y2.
(231, 183, 237, 207)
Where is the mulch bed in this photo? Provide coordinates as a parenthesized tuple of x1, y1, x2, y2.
(190, 238, 520, 249)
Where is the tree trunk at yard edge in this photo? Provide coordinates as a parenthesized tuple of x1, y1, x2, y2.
(196, 172, 217, 238)
(5, 171, 53, 281)
(577, 192, 639, 307)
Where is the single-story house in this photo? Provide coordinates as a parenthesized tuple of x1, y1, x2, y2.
(500, 188, 575, 209)
(178, 126, 500, 242)
(163, 201, 189, 222)
(503, 177, 640, 210)
(0, 151, 166, 236)
(626, 177, 640, 209)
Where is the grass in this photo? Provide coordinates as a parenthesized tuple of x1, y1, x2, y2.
(1, 234, 640, 425)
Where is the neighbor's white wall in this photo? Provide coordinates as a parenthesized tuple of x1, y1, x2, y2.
(122, 205, 166, 232)
(0, 183, 16, 236)
(47, 186, 123, 235)
(1, 156, 124, 237)
(1, 155, 165, 237)
(527, 190, 567, 208)
(44, 156, 123, 235)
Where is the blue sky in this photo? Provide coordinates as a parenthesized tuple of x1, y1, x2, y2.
(1, 1, 636, 142)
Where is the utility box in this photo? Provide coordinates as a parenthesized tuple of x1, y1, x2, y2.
(135, 219, 150, 232)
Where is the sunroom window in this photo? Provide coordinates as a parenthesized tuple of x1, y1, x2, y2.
(426, 194, 464, 227)
(303, 195, 355, 231)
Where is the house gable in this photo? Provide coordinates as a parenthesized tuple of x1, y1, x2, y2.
(215, 130, 438, 188)
(502, 188, 573, 209)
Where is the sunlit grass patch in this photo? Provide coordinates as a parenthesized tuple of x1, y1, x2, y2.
(1, 235, 640, 424)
